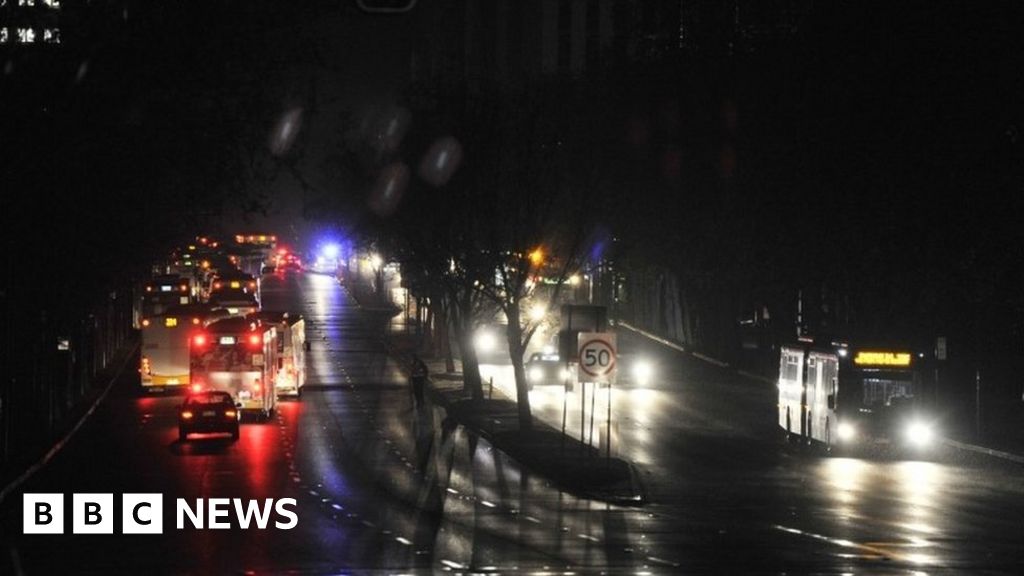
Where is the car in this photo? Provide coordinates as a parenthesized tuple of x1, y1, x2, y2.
(280, 260, 303, 273)
(525, 352, 573, 390)
(208, 291, 260, 317)
(260, 264, 276, 275)
(178, 390, 240, 442)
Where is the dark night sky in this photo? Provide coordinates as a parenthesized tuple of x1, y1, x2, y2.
(3, 1, 1023, 344)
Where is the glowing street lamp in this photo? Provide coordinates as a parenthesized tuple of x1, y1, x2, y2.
(528, 247, 544, 267)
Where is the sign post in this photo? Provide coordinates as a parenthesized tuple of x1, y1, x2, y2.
(578, 333, 616, 460)
(577, 333, 617, 384)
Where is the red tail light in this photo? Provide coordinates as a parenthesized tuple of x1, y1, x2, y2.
(214, 281, 223, 289)
(190, 383, 202, 393)
(145, 286, 153, 292)
(192, 317, 201, 325)
(141, 319, 150, 327)
(225, 410, 237, 418)
(181, 410, 194, 419)
(179, 284, 188, 292)
(193, 334, 208, 347)
(248, 334, 262, 346)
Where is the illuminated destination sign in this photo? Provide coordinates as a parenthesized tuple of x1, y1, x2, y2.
(853, 351, 912, 367)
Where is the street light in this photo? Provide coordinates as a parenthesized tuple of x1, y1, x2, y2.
(528, 248, 544, 267)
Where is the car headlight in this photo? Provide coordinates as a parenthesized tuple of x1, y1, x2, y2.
(837, 422, 856, 442)
(631, 360, 653, 385)
(906, 421, 934, 447)
(528, 367, 543, 382)
(474, 331, 496, 354)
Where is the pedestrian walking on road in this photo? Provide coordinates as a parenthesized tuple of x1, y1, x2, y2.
(410, 354, 428, 407)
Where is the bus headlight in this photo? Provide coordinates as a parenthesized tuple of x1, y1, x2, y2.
(906, 421, 934, 447)
(837, 422, 857, 442)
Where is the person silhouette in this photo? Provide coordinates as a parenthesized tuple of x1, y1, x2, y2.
(410, 354, 428, 406)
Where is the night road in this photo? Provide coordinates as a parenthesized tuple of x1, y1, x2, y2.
(2, 271, 1024, 574)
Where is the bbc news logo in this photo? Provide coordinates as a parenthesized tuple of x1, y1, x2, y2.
(24, 494, 298, 534)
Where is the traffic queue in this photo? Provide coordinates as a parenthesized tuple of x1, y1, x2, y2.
(136, 234, 307, 440)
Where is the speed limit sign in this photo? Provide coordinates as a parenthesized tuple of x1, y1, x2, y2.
(577, 333, 617, 383)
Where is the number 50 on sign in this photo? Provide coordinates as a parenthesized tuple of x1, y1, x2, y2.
(577, 333, 617, 383)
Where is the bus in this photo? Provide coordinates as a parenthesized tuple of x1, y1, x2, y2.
(778, 339, 938, 455)
(778, 341, 839, 448)
(833, 345, 937, 453)
(140, 304, 230, 391)
(250, 311, 306, 398)
(189, 317, 278, 419)
(141, 274, 194, 319)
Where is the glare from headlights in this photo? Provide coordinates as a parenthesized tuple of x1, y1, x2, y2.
(837, 422, 856, 442)
(528, 367, 543, 382)
(631, 359, 653, 385)
(474, 331, 496, 354)
(906, 422, 934, 447)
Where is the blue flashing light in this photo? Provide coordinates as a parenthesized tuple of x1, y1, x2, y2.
(322, 243, 340, 259)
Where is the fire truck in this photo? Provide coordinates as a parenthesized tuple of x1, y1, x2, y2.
(778, 338, 938, 455)
(189, 317, 278, 420)
(249, 311, 307, 398)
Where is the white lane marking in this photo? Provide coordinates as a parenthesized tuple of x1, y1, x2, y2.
(774, 525, 921, 564)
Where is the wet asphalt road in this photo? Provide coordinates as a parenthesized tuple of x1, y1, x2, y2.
(2, 271, 1024, 574)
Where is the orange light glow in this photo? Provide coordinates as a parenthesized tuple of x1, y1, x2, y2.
(141, 319, 150, 327)
(528, 248, 544, 266)
(853, 351, 912, 367)
(181, 411, 194, 419)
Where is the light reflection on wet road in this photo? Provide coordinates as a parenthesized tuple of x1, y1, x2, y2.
(2, 270, 1024, 573)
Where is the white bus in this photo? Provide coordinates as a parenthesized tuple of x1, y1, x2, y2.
(189, 317, 278, 420)
(251, 311, 307, 398)
(778, 342, 839, 448)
